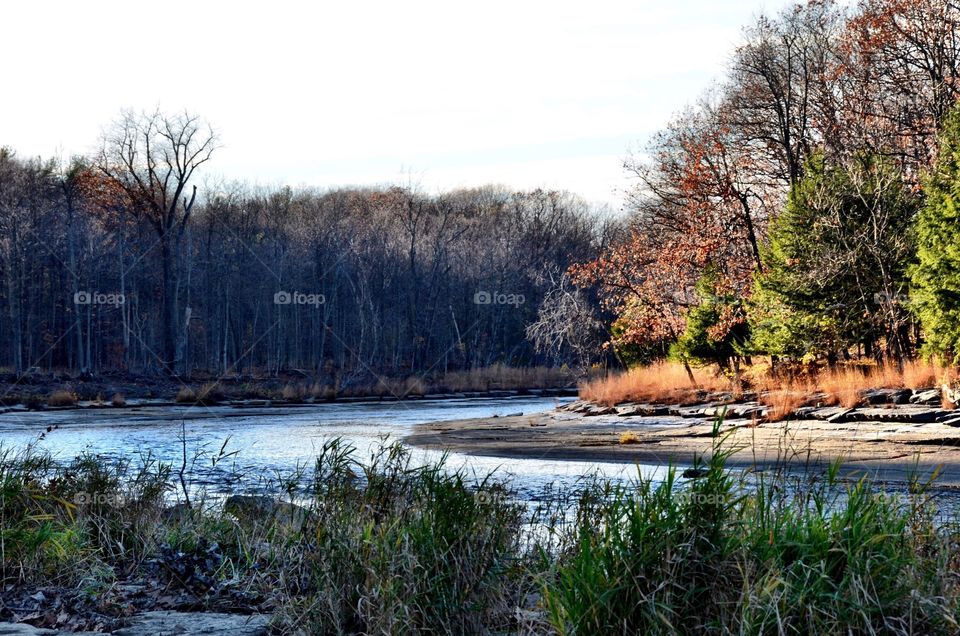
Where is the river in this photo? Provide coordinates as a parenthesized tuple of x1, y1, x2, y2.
(0, 396, 670, 501)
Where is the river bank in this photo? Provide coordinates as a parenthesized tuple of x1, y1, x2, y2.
(0, 371, 576, 413)
(407, 394, 960, 488)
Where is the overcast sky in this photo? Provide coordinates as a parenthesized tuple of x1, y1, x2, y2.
(3, 0, 795, 210)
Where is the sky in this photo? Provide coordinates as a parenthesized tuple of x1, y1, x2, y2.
(2, 0, 796, 211)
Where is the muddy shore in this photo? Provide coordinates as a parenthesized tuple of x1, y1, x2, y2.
(407, 399, 960, 488)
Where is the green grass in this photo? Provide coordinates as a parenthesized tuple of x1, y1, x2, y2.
(1, 423, 960, 634)
(541, 424, 960, 634)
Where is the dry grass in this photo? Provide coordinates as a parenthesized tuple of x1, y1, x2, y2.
(111, 393, 126, 407)
(903, 359, 956, 390)
(761, 389, 812, 421)
(47, 390, 77, 407)
(281, 383, 304, 402)
(819, 368, 872, 408)
(175, 383, 223, 405)
(758, 362, 957, 420)
(584, 359, 960, 421)
(368, 376, 427, 398)
(439, 364, 574, 392)
(175, 387, 196, 403)
(309, 382, 335, 400)
(579, 362, 732, 406)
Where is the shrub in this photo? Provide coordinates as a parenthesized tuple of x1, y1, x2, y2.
(176, 383, 222, 405)
(281, 383, 304, 402)
(47, 390, 78, 407)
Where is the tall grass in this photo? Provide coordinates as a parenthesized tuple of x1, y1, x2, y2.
(3, 429, 960, 633)
(270, 440, 525, 633)
(583, 359, 960, 417)
(541, 423, 960, 634)
(580, 361, 733, 406)
(438, 364, 574, 393)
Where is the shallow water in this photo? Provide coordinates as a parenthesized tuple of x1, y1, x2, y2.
(0, 396, 670, 501)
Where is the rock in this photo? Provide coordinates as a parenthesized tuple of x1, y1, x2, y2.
(616, 404, 669, 417)
(681, 468, 710, 479)
(583, 405, 617, 416)
(673, 406, 708, 418)
(827, 408, 856, 423)
(942, 416, 960, 427)
(910, 389, 941, 405)
(806, 405, 947, 424)
(858, 406, 947, 423)
(699, 406, 726, 417)
(0, 625, 58, 635)
(562, 400, 591, 413)
(112, 611, 270, 636)
(223, 495, 314, 529)
(727, 404, 765, 419)
(862, 388, 913, 405)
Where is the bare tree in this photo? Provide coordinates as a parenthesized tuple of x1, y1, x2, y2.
(96, 109, 218, 374)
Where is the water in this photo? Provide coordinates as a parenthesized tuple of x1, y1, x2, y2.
(0, 396, 669, 501)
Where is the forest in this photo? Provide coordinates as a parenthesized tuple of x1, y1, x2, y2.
(0, 137, 611, 386)
(575, 0, 960, 380)
(4, 0, 960, 394)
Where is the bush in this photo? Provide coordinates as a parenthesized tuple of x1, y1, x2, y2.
(175, 383, 222, 405)
(47, 390, 78, 407)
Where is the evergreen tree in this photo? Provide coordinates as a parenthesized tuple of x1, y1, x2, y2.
(911, 105, 960, 361)
(671, 268, 749, 373)
(752, 153, 916, 362)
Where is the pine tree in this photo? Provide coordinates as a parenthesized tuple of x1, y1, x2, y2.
(671, 268, 749, 373)
(752, 152, 915, 362)
(911, 105, 960, 361)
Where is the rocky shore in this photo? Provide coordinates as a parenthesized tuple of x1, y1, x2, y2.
(407, 387, 960, 487)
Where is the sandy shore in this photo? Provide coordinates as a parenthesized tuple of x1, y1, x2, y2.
(407, 407, 960, 488)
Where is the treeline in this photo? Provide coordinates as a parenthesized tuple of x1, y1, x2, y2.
(0, 118, 612, 383)
(575, 0, 960, 371)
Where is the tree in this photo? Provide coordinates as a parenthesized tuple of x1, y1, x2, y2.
(96, 110, 218, 374)
(911, 104, 960, 360)
(842, 0, 960, 176)
(526, 272, 605, 370)
(754, 152, 916, 363)
(671, 268, 749, 375)
(727, 0, 842, 186)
